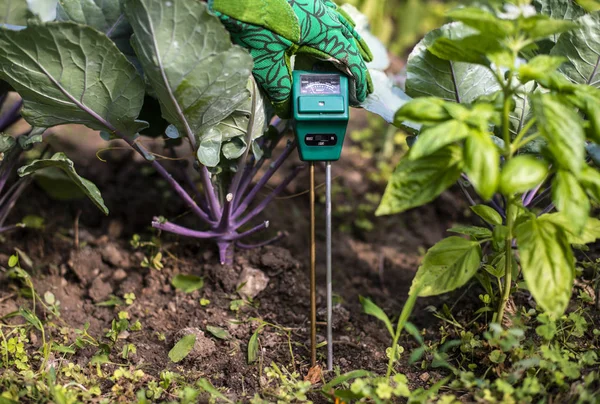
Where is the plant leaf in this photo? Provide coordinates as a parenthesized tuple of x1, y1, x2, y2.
(499, 155, 549, 194)
(410, 236, 482, 296)
(359, 296, 394, 338)
(405, 23, 500, 104)
(550, 12, 600, 88)
(376, 145, 463, 215)
(534, 0, 586, 23)
(515, 216, 574, 317)
(541, 212, 600, 244)
(448, 225, 492, 239)
(0, 22, 146, 134)
(532, 93, 585, 174)
(445, 7, 514, 38)
(17, 152, 108, 214)
(123, 0, 253, 150)
(552, 169, 590, 233)
(57, 0, 133, 56)
(463, 130, 500, 200)
(171, 274, 204, 293)
(248, 328, 259, 364)
(168, 334, 196, 363)
(409, 120, 469, 159)
(471, 204, 503, 226)
(0, 0, 28, 26)
(206, 325, 230, 340)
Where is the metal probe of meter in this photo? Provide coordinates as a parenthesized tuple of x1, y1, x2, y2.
(292, 70, 350, 371)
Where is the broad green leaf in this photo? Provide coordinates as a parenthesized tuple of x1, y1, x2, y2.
(515, 216, 574, 317)
(552, 169, 590, 233)
(57, 0, 133, 56)
(409, 120, 469, 159)
(123, 0, 253, 152)
(509, 81, 537, 139)
(197, 85, 267, 166)
(17, 152, 108, 214)
(410, 236, 482, 296)
(534, 0, 586, 23)
(394, 97, 452, 125)
(168, 334, 196, 363)
(0, 22, 146, 134)
(359, 296, 394, 338)
(0, 132, 16, 153)
(499, 155, 548, 194)
(405, 23, 500, 103)
(206, 325, 230, 340)
(171, 274, 204, 293)
(579, 164, 600, 201)
(541, 212, 600, 244)
(376, 145, 463, 215)
(428, 35, 496, 66)
(551, 12, 600, 88)
(463, 130, 499, 200)
(446, 7, 514, 38)
(471, 204, 503, 226)
(448, 225, 492, 239)
(0, 0, 28, 26)
(532, 93, 585, 174)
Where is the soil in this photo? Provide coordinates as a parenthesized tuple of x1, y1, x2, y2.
(0, 124, 474, 403)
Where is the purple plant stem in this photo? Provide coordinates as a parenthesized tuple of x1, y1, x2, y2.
(530, 187, 552, 207)
(217, 241, 233, 266)
(538, 203, 555, 216)
(233, 141, 297, 219)
(0, 224, 21, 234)
(236, 231, 287, 249)
(523, 181, 544, 207)
(236, 164, 305, 228)
(201, 167, 221, 220)
(0, 100, 23, 131)
(152, 218, 219, 239)
(227, 220, 269, 241)
(0, 178, 30, 226)
(488, 198, 506, 219)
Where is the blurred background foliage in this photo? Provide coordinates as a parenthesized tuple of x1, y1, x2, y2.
(336, 0, 454, 55)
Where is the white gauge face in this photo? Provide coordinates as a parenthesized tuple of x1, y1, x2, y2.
(300, 74, 341, 95)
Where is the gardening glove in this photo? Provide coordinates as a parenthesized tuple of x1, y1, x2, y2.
(208, 0, 374, 118)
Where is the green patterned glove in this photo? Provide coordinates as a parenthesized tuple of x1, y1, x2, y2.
(208, 0, 373, 117)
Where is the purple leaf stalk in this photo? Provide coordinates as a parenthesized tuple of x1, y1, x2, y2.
(0, 98, 31, 235)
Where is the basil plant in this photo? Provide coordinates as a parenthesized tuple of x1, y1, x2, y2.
(379, 0, 600, 320)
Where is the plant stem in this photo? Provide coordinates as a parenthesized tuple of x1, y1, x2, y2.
(233, 140, 297, 220)
(151, 218, 218, 239)
(0, 99, 22, 131)
(236, 164, 304, 228)
(497, 84, 516, 323)
(386, 291, 419, 378)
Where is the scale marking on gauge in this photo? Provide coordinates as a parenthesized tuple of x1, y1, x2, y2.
(300, 74, 341, 95)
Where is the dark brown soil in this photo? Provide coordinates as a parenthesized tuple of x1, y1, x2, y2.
(0, 127, 471, 402)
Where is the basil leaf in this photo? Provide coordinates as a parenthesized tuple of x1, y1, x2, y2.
(499, 155, 548, 194)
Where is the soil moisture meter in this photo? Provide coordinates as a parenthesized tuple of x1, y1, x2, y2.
(293, 71, 349, 161)
(292, 71, 350, 371)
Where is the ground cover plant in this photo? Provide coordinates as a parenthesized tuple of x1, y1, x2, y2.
(0, 0, 600, 403)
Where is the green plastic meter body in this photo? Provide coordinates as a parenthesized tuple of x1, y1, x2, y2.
(292, 71, 350, 162)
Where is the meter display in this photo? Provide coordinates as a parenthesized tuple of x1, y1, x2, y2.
(300, 74, 341, 95)
(292, 71, 349, 162)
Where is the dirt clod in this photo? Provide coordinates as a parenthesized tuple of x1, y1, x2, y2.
(174, 328, 217, 361)
(88, 277, 113, 303)
(101, 243, 130, 268)
(237, 267, 269, 299)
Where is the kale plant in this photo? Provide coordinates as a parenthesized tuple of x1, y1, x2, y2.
(379, 0, 600, 320)
(0, 0, 303, 264)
